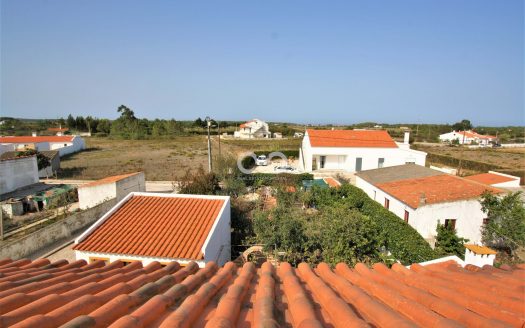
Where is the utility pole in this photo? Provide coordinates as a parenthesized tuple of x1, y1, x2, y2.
(206, 116, 212, 173)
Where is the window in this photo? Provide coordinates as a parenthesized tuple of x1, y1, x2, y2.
(373, 190, 377, 200)
(64, 143, 67, 147)
(404, 210, 409, 223)
(384, 198, 390, 209)
(378, 158, 385, 168)
(89, 257, 110, 265)
(355, 157, 363, 171)
(483, 218, 490, 225)
(444, 219, 456, 230)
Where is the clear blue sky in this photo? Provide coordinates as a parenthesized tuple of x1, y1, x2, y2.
(1, 0, 523, 126)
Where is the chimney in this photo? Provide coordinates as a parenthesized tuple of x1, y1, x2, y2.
(404, 131, 410, 144)
(31, 131, 37, 137)
(419, 193, 427, 206)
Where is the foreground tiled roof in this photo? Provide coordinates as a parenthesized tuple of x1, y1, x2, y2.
(73, 194, 227, 260)
(465, 173, 517, 185)
(307, 129, 398, 148)
(376, 174, 504, 208)
(80, 172, 142, 188)
(0, 136, 75, 143)
(0, 258, 523, 327)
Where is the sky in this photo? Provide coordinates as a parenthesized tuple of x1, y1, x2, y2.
(1, 0, 523, 126)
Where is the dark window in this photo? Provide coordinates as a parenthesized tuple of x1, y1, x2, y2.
(444, 219, 456, 230)
(404, 210, 409, 223)
(378, 158, 385, 168)
(483, 218, 490, 225)
(384, 198, 390, 209)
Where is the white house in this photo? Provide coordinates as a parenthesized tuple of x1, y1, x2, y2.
(234, 119, 271, 138)
(0, 156, 39, 195)
(74, 192, 231, 268)
(439, 130, 497, 146)
(464, 244, 497, 267)
(0, 135, 85, 157)
(78, 172, 146, 210)
(299, 129, 426, 172)
(356, 165, 504, 245)
(465, 171, 521, 188)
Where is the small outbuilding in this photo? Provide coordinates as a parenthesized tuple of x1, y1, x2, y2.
(74, 192, 231, 267)
(78, 172, 146, 210)
(464, 244, 497, 267)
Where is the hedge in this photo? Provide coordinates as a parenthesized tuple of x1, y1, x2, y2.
(426, 153, 504, 172)
(327, 184, 436, 264)
(241, 173, 313, 187)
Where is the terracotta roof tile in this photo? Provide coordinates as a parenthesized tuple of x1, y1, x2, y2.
(465, 173, 517, 185)
(73, 194, 227, 260)
(307, 129, 398, 148)
(376, 174, 504, 208)
(0, 136, 75, 143)
(0, 258, 523, 327)
(323, 177, 341, 188)
(79, 172, 142, 188)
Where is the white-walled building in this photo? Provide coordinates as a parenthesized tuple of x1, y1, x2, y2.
(465, 171, 521, 188)
(464, 244, 497, 267)
(0, 150, 60, 178)
(439, 130, 497, 146)
(78, 172, 146, 210)
(234, 119, 271, 138)
(0, 135, 85, 157)
(356, 165, 504, 245)
(0, 156, 39, 195)
(74, 193, 231, 267)
(299, 129, 426, 172)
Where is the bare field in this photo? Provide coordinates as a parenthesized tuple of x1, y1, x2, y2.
(59, 137, 302, 181)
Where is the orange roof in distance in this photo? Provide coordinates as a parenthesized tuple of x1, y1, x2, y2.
(80, 172, 142, 188)
(377, 174, 504, 208)
(307, 129, 398, 148)
(465, 173, 516, 185)
(74, 194, 226, 260)
(465, 244, 497, 255)
(0, 136, 74, 143)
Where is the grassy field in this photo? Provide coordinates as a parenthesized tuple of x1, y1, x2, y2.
(59, 136, 302, 180)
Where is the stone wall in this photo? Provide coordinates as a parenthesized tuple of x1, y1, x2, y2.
(0, 199, 117, 260)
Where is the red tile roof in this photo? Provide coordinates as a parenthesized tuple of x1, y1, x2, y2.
(79, 172, 142, 188)
(465, 173, 517, 185)
(239, 120, 256, 128)
(73, 194, 227, 260)
(0, 136, 74, 143)
(307, 129, 398, 148)
(0, 258, 523, 327)
(323, 177, 341, 188)
(376, 174, 504, 208)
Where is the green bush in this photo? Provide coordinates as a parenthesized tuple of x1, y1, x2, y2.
(426, 153, 504, 172)
(241, 173, 313, 187)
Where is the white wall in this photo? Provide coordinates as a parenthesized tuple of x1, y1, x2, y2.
(115, 173, 146, 200)
(203, 197, 231, 266)
(356, 176, 487, 244)
(301, 133, 426, 172)
(53, 136, 85, 156)
(0, 156, 39, 195)
(0, 144, 15, 155)
(78, 183, 117, 210)
(464, 249, 495, 267)
(488, 171, 521, 188)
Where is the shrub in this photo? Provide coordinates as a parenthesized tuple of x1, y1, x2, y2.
(434, 222, 468, 259)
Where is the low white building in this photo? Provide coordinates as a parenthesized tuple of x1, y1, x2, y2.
(0, 156, 39, 195)
(465, 171, 521, 188)
(78, 172, 146, 210)
(299, 129, 426, 172)
(356, 165, 504, 245)
(439, 130, 497, 146)
(74, 193, 231, 267)
(464, 244, 497, 267)
(234, 119, 271, 138)
(0, 135, 85, 157)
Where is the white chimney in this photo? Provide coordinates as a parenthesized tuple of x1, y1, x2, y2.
(419, 193, 427, 206)
(404, 131, 410, 144)
(31, 131, 37, 137)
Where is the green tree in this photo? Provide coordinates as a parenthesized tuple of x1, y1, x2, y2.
(96, 119, 111, 134)
(452, 119, 473, 131)
(66, 114, 76, 129)
(434, 222, 468, 259)
(117, 105, 136, 120)
(481, 192, 525, 259)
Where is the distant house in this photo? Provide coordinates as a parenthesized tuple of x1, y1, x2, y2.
(465, 171, 521, 188)
(439, 130, 497, 146)
(0, 135, 85, 157)
(0, 150, 60, 178)
(0, 155, 39, 195)
(356, 164, 504, 244)
(234, 119, 271, 138)
(78, 172, 146, 210)
(299, 129, 426, 172)
(47, 127, 69, 136)
(74, 193, 231, 267)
